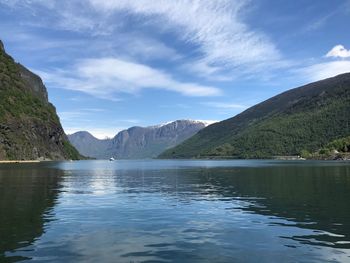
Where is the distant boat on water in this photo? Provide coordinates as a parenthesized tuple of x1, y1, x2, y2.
(109, 157, 115, 161)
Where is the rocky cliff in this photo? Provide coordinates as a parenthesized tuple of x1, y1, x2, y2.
(0, 40, 81, 160)
(69, 120, 207, 159)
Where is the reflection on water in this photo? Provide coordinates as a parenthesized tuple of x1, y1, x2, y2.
(0, 160, 350, 262)
(0, 163, 63, 262)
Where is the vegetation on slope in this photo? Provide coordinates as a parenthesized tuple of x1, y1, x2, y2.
(0, 40, 82, 160)
(159, 73, 350, 159)
(0, 50, 58, 123)
(301, 136, 350, 160)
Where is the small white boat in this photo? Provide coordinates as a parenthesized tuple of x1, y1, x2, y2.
(109, 157, 115, 161)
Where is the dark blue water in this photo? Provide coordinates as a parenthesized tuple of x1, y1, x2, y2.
(1, 160, 350, 262)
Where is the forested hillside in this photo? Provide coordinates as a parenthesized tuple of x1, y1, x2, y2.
(160, 73, 350, 159)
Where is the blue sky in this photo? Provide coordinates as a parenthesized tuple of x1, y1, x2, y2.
(1, 0, 350, 138)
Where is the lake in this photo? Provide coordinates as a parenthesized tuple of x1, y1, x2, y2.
(0, 160, 350, 262)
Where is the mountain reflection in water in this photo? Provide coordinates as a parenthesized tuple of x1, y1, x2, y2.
(0, 160, 349, 262)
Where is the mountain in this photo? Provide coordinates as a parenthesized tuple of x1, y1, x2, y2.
(106, 120, 207, 159)
(68, 120, 207, 159)
(0, 40, 81, 160)
(159, 73, 350, 159)
(67, 131, 110, 159)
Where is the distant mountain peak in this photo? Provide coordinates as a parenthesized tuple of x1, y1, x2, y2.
(152, 119, 217, 129)
(68, 119, 207, 159)
(69, 131, 95, 138)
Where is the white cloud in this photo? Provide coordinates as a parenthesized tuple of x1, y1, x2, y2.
(0, 0, 115, 35)
(35, 57, 221, 99)
(294, 44, 350, 84)
(299, 61, 350, 82)
(326, 45, 350, 59)
(88, 0, 281, 74)
(1, 0, 285, 79)
(0, 26, 180, 65)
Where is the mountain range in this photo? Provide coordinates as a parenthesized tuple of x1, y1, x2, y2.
(68, 120, 207, 159)
(160, 73, 350, 159)
(0, 40, 81, 160)
(1, 36, 349, 161)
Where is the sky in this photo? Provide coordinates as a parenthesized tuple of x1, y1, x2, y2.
(0, 0, 350, 139)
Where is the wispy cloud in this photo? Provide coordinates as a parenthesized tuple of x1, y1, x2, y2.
(1, 0, 284, 79)
(116, 34, 182, 62)
(35, 57, 222, 99)
(88, 0, 282, 76)
(298, 61, 350, 82)
(296, 44, 350, 82)
(305, 15, 331, 32)
(59, 111, 87, 122)
(0, 0, 117, 35)
(304, 11, 335, 32)
(301, 0, 350, 34)
(58, 108, 106, 122)
(120, 119, 140, 124)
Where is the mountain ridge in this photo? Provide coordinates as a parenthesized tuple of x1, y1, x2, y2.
(159, 73, 350, 159)
(68, 120, 207, 159)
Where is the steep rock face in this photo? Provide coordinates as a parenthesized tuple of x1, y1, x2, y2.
(0, 40, 81, 160)
(0, 40, 4, 52)
(69, 120, 206, 159)
(160, 73, 350, 158)
(106, 120, 206, 159)
(18, 64, 48, 102)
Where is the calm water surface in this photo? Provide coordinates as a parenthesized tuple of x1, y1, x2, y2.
(0, 160, 350, 262)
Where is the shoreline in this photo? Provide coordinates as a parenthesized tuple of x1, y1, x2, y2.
(0, 160, 42, 164)
(0, 158, 349, 163)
